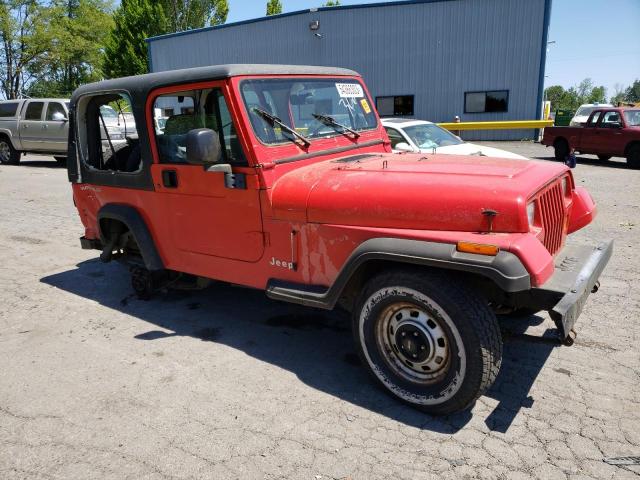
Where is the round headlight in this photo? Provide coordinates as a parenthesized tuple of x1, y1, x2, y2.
(527, 202, 536, 225)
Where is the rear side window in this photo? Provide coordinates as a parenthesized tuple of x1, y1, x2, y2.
(152, 88, 246, 165)
(25, 102, 44, 120)
(77, 92, 141, 173)
(0, 102, 19, 117)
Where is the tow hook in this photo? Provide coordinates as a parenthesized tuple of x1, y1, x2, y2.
(563, 329, 577, 347)
(591, 281, 600, 293)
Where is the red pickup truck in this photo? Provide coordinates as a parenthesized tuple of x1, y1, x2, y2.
(542, 107, 640, 168)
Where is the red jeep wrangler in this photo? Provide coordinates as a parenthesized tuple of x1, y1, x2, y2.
(68, 65, 612, 414)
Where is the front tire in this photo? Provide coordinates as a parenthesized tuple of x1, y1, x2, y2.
(627, 145, 640, 169)
(553, 138, 569, 162)
(353, 270, 502, 415)
(0, 137, 20, 165)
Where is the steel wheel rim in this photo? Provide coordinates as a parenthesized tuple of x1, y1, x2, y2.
(376, 302, 452, 384)
(0, 141, 9, 163)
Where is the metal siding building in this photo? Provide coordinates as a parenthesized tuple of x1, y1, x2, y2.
(147, 0, 551, 140)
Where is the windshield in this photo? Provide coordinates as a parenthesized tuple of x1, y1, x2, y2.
(623, 110, 640, 126)
(403, 124, 463, 149)
(240, 78, 377, 145)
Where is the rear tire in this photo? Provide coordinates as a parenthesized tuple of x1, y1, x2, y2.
(597, 155, 611, 161)
(352, 269, 502, 415)
(554, 138, 569, 162)
(0, 137, 20, 165)
(627, 145, 640, 169)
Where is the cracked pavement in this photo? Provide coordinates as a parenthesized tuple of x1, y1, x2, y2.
(1, 144, 639, 479)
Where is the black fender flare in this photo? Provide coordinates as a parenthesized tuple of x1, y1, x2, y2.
(266, 238, 531, 309)
(97, 204, 164, 271)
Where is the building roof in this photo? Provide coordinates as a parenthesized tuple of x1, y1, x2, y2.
(146, 0, 462, 44)
(71, 64, 359, 102)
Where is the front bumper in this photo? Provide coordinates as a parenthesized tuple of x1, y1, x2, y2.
(528, 240, 613, 341)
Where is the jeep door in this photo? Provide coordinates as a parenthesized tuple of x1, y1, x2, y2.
(149, 82, 264, 263)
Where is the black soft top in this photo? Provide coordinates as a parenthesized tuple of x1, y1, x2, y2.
(71, 64, 360, 104)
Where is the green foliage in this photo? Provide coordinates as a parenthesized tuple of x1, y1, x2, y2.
(624, 80, 640, 103)
(266, 0, 282, 16)
(158, 0, 229, 31)
(544, 78, 607, 111)
(323, 0, 341, 6)
(28, 0, 114, 97)
(0, 1, 55, 99)
(103, 0, 166, 78)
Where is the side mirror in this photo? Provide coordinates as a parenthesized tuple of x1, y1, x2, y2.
(395, 142, 415, 153)
(186, 128, 221, 165)
(52, 111, 68, 122)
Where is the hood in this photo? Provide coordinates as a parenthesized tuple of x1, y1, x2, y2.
(271, 153, 568, 232)
(432, 143, 527, 160)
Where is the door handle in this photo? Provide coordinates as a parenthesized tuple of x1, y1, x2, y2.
(42, 124, 48, 129)
(162, 170, 178, 188)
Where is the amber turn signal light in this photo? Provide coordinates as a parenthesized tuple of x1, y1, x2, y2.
(456, 241, 500, 256)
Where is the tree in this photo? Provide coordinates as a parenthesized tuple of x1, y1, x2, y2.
(624, 80, 640, 103)
(27, 0, 114, 97)
(0, 1, 55, 99)
(158, 0, 228, 32)
(322, 0, 340, 6)
(103, 0, 166, 78)
(266, 0, 281, 16)
(544, 78, 607, 111)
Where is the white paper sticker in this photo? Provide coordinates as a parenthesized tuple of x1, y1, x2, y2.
(336, 83, 364, 98)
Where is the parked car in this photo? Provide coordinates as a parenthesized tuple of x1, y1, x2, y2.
(542, 107, 640, 168)
(68, 64, 611, 415)
(382, 118, 526, 159)
(569, 103, 613, 127)
(0, 98, 70, 164)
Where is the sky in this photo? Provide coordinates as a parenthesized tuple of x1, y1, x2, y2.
(223, 0, 640, 98)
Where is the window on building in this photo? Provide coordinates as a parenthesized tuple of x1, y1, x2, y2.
(464, 90, 509, 113)
(25, 101, 44, 120)
(0, 101, 20, 117)
(376, 95, 414, 117)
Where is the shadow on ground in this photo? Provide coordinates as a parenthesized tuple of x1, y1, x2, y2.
(41, 259, 559, 433)
(532, 154, 630, 170)
(7, 158, 65, 169)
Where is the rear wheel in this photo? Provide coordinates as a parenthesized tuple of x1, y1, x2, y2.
(553, 138, 569, 162)
(353, 270, 502, 415)
(0, 137, 20, 165)
(627, 145, 640, 169)
(597, 155, 611, 161)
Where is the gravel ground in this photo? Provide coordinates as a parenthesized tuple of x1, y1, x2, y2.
(1, 144, 639, 480)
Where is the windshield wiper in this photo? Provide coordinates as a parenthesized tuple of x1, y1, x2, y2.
(252, 107, 310, 147)
(312, 113, 361, 138)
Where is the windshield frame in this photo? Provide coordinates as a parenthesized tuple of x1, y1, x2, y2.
(237, 76, 379, 148)
(402, 123, 464, 149)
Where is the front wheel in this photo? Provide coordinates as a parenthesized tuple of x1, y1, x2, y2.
(627, 145, 640, 169)
(353, 270, 502, 415)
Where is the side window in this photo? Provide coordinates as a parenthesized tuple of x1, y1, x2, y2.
(601, 111, 621, 128)
(45, 102, 67, 121)
(79, 93, 141, 173)
(385, 127, 407, 148)
(586, 111, 601, 126)
(0, 101, 20, 117)
(25, 102, 44, 120)
(152, 88, 246, 165)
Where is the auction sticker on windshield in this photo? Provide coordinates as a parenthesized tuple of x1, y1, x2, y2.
(336, 83, 364, 98)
